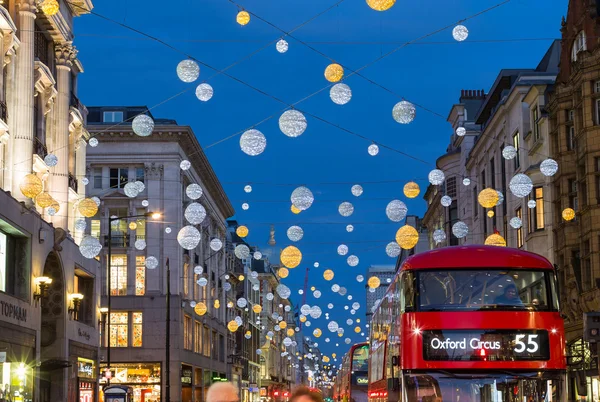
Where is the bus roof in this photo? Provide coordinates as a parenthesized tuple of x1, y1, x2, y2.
(401, 245, 553, 270)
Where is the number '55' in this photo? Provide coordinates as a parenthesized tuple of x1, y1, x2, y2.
(514, 334, 539, 353)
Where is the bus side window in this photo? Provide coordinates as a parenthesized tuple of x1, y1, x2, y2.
(401, 272, 415, 312)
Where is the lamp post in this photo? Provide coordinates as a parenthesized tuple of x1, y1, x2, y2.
(106, 211, 160, 383)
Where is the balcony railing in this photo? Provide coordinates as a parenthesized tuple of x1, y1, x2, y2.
(68, 173, 78, 192)
(33, 137, 48, 159)
(104, 234, 130, 248)
(0, 100, 8, 123)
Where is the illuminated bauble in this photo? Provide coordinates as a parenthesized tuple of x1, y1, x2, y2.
(240, 129, 267, 156)
(44, 154, 58, 167)
(135, 239, 146, 250)
(280, 246, 302, 268)
(395, 225, 419, 250)
(403, 182, 420, 198)
(301, 304, 311, 315)
(185, 202, 206, 225)
(177, 59, 200, 83)
(356, 275, 364, 283)
(82, 177, 90, 186)
(124, 182, 139, 198)
(562, 208, 575, 221)
(502, 146, 517, 160)
(74, 218, 87, 231)
(237, 298, 247, 308)
(478, 188, 499, 208)
(89, 137, 98, 147)
(234, 244, 250, 259)
(346, 224, 354, 232)
(392, 101, 416, 124)
(386, 242, 401, 257)
(441, 195, 452, 207)
(313, 329, 322, 338)
(291, 186, 314, 210)
(20, 174, 43, 199)
(337, 244, 348, 256)
(330, 83, 352, 105)
(244, 185, 252, 193)
(141, 200, 149, 207)
(245, 331, 251, 340)
(386, 200, 408, 222)
(347, 255, 359, 267)
(355, 327, 361, 333)
(242, 203, 249, 211)
(79, 198, 99, 218)
(253, 251, 262, 260)
(291, 205, 301, 214)
(193, 83, 213, 102)
(79, 235, 102, 259)
(323, 269, 334, 281)
(235, 316, 243, 326)
(540, 158, 559, 176)
(509, 174, 533, 198)
(193, 265, 203, 275)
(352, 302, 360, 310)
(186, 184, 203, 200)
(194, 302, 207, 316)
(452, 25, 469, 41)
(283, 337, 293, 347)
(36, 192, 54, 208)
(509, 217, 522, 229)
(276, 284, 291, 299)
(180, 160, 191, 171)
(299, 315, 307, 323)
(452, 221, 469, 239)
(456, 127, 466, 137)
(279, 110, 307, 138)
(338, 202, 354, 217)
(40, 0, 59, 16)
(228, 320, 239, 332)
(463, 178, 471, 186)
(279, 321, 288, 329)
(366, 0, 395, 11)
(209, 238, 223, 251)
(367, 276, 381, 289)
(350, 185, 364, 198)
(496, 191, 504, 206)
(310, 306, 322, 319)
(236, 225, 249, 238)
(236, 10, 250, 25)
(528, 200, 537, 209)
(286, 226, 303, 242)
(368, 144, 379, 156)
(129, 222, 137, 231)
(487, 210, 495, 218)
(132, 114, 154, 137)
(253, 305, 262, 314)
(428, 169, 445, 185)
(485, 233, 506, 247)
(314, 262, 319, 268)
(276, 39, 289, 53)
(177, 226, 201, 250)
(197, 277, 208, 287)
(324, 63, 344, 82)
(278, 268, 289, 278)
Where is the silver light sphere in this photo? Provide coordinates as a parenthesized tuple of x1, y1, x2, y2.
(351, 184, 363, 197)
(141, 200, 149, 207)
(452, 25, 469, 41)
(44, 154, 58, 167)
(509, 173, 533, 198)
(346, 224, 354, 233)
(195, 83, 214, 102)
(337, 244, 348, 256)
(441, 195, 452, 207)
(180, 160, 191, 171)
(338, 202, 354, 217)
(314, 262, 319, 268)
(279, 110, 307, 138)
(89, 138, 98, 147)
(242, 203, 249, 210)
(276, 284, 291, 299)
(132, 114, 154, 137)
(194, 265, 203, 275)
(386, 242, 401, 257)
(291, 186, 314, 211)
(253, 251, 262, 260)
(74, 218, 87, 231)
(234, 244, 250, 259)
(463, 178, 471, 186)
(347, 255, 359, 267)
(177, 226, 202, 250)
(197, 277, 208, 287)
(428, 169, 445, 185)
(452, 221, 469, 239)
(540, 158, 559, 176)
(368, 144, 379, 156)
(135, 239, 146, 250)
(510, 217, 523, 229)
(124, 182, 139, 198)
(186, 184, 203, 200)
(145, 256, 159, 269)
(240, 129, 267, 156)
(496, 190, 504, 206)
(331, 284, 340, 292)
(287, 225, 304, 242)
(276, 39, 289, 53)
(456, 127, 466, 137)
(528, 200, 537, 209)
(356, 275, 364, 282)
(330, 83, 352, 105)
(79, 235, 102, 259)
(313, 290, 321, 299)
(177, 59, 200, 83)
(134, 181, 145, 193)
(502, 146, 517, 160)
(386, 200, 408, 222)
(392, 101, 416, 124)
(185, 202, 207, 225)
(433, 229, 446, 244)
(244, 185, 252, 193)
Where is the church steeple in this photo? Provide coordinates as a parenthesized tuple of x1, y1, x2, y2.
(268, 224, 276, 246)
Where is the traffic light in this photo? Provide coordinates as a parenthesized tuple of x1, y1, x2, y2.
(584, 312, 600, 343)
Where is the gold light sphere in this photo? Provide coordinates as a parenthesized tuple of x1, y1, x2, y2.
(36, 192, 54, 208)
(214, 300, 220, 309)
(313, 328, 322, 338)
(487, 210, 495, 218)
(332, 353, 337, 358)
(323, 269, 334, 281)
(291, 205, 301, 214)
(484, 233, 506, 247)
(236, 225, 249, 238)
(324, 63, 344, 83)
(20, 173, 43, 199)
(354, 326, 361, 333)
(368, 276, 381, 289)
(40, 0, 59, 16)
(280, 245, 302, 268)
(227, 301, 234, 308)
(252, 304, 262, 314)
(478, 188, 499, 209)
(310, 286, 315, 291)
(279, 321, 287, 329)
(129, 222, 137, 230)
(300, 315, 307, 323)
(356, 318, 361, 323)
(562, 208, 575, 221)
(395, 225, 419, 250)
(278, 267, 289, 278)
(227, 320, 239, 332)
(78, 198, 99, 218)
(194, 302, 207, 316)
(236, 11, 250, 25)
(238, 274, 245, 281)
(403, 181, 420, 199)
(287, 328, 295, 336)
(366, 0, 396, 11)
(49, 200, 60, 214)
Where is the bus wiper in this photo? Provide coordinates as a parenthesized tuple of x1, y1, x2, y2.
(498, 371, 538, 379)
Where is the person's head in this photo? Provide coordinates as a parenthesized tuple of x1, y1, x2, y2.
(504, 284, 518, 300)
(290, 387, 324, 402)
(206, 382, 239, 402)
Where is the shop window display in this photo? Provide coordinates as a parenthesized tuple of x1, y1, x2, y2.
(0, 362, 33, 402)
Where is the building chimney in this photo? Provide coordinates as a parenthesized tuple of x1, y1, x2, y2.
(460, 89, 486, 102)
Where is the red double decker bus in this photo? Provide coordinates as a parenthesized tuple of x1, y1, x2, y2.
(334, 343, 369, 402)
(368, 245, 567, 402)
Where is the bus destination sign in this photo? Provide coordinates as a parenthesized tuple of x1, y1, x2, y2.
(422, 329, 550, 361)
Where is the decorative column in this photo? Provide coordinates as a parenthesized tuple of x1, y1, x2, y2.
(49, 43, 76, 230)
(11, 0, 36, 203)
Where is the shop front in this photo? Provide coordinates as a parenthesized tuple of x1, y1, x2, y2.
(100, 362, 161, 402)
(181, 364, 193, 402)
(77, 357, 96, 402)
(0, 315, 36, 402)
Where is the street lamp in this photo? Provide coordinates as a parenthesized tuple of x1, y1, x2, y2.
(106, 211, 160, 382)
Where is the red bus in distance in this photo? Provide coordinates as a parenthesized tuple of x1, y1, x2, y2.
(334, 343, 369, 402)
(368, 245, 566, 402)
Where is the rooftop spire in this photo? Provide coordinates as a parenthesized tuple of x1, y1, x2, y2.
(268, 224, 276, 246)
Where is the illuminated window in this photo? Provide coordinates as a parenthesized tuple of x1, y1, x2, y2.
(532, 105, 540, 141)
(110, 255, 127, 296)
(133, 312, 143, 347)
(135, 208, 146, 241)
(183, 260, 189, 297)
(203, 326, 210, 357)
(516, 207, 523, 248)
(184, 315, 192, 350)
(110, 312, 128, 347)
(194, 321, 202, 354)
(513, 132, 520, 170)
(135, 256, 145, 296)
(90, 220, 100, 239)
(528, 187, 545, 232)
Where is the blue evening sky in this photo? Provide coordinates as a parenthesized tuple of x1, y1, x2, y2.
(75, 0, 568, 359)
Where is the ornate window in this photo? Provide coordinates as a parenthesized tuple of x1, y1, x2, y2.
(109, 312, 128, 347)
(110, 255, 127, 296)
(571, 30, 587, 62)
(135, 256, 145, 296)
(132, 312, 143, 347)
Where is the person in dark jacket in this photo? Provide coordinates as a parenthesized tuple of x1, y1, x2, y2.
(494, 284, 523, 306)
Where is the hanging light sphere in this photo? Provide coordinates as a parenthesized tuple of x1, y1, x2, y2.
(279, 110, 307, 138)
(330, 83, 352, 105)
(234, 244, 250, 259)
(287, 225, 304, 242)
(185, 202, 207, 225)
(463, 178, 471, 186)
(210, 238, 223, 251)
(145, 256, 159, 269)
(456, 127, 466, 137)
(177, 226, 202, 250)
(276, 39, 289, 53)
(291, 186, 314, 211)
(236, 225, 249, 238)
(180, 160, 191, 171)
(509, 174, 533, 198)
(74, 218, 87, 231)
(337, 244, 348, 256)
(79, 235, 102, 259)
(509, 217, 522, 229)
(356, 275, 364, 283)
(36, 192, 54, 208)
(403, 182, 420, 198)
(313, 329, 322, 338)
(452, 221, 469, 239)
(386, 242, 401, 257)
(433, 229, 446, 244)
(253, 252, 262, 260)
(496, 190, 504, 206)
(237, 298, 248, 308)
(20, 174, 43, 199)
(502, 146, 517, 160)
(124, 182, 139, 198)
(44, 154, 58, 167)
(478, 188, 499, 208)
(253, 304, 262, 314)
(132, 114, 154, 137)
(324, 63, 344, 83)
(195, 83, 214, 102)
(40, 0, 59, 16)
(129, 222, 137, 231)
(395, 225, 419, 250)
(338, 202, 354, 217)
(79, 198, 99, 218)
(366, 0, 395, 11)
(280, 246, 302, 268)
(351, 184, 363, 197)
(236, 10, 250, 25)
(346, 224, 354, 233)
(347, 255, 359, 267)
(367, 276, 381, 289)
(386, 200, 408, 222)
(452, 25, 469, 41)
(291, 205, 301, 214)
(228, 320, 240, 332)
(528, 200, 537, 209)
(484, 233, 507, 247)
(562, 208, 576, 221)
(276, 284, 291, 299)
(242, 203, 249, 211)
(176, 59, 200, 83)
(279, 321, 288, 329)
(141, 200, 149, 207)
(89, 137, 98, 147)
(441, 195, 452, 207)
(368, 144, 379, 156)
(428, 169, 445, 185)
(540, 158, 559, 176)
(135, 239, 146, 250)
(323, 269, 334, 281)
(186, 184, 203, 200)
(487, 210, 495, 218)
(392, 101, 416, 124)
(194, 302, 208, 316)
(278, 268, 289, 279)
(240, 129, 267, 156)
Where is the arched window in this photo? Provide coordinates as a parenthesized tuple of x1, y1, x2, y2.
(571, 30, 587, 62)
